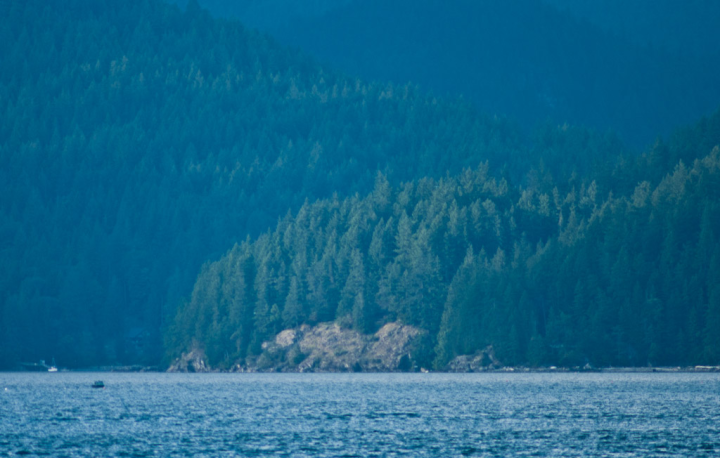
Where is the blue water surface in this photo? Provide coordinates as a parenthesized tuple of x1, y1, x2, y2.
(1, 372, 719, 457)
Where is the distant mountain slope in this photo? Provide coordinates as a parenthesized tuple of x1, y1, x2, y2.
(188, 0, 720, 147)
(543, 0, 720, 57)
(168, 0, 352, 32)
(169, 111, 720, 370)
(0, 0, 561, 369)
(3, 0, 716, 371)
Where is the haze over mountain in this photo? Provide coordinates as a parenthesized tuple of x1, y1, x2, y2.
(175, 0, 720, 148)
(544, 0, 720, 57)
(2, 0, 719, 371)
(169, 0, 353, 32)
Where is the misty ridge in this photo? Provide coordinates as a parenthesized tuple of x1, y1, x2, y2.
(1, 0, 719, 372)
(173, 0, 720, 147)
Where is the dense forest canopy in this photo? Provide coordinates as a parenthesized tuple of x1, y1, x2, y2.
(168, 113, 720, 369)
(176, 0, 720, 148)
(2, 0, 719, 370)
(0, 0, 553, 368)
(1, 0, 522, 368)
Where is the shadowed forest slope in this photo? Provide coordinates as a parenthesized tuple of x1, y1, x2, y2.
(2, 0, 719, 370)
(177, 0, 720, 148)
(544, 0, 720, 56)
(0, 0, 516, 367)
(168, 112, 720, 369)
(1, 0, 606, 368)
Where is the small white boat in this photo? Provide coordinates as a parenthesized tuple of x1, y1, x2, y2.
(48, 358, 58, 372)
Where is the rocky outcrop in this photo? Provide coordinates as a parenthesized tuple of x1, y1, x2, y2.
(167, 348, 211, 373)
(364, 322, 424, 371)
(251, 322, 426, 372)
(167, 322, 426, 373)
(445, 346, 503, 372)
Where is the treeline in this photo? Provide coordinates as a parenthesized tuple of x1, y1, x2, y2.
(436, 149, 720, 368)
(167, 112, 720, 368)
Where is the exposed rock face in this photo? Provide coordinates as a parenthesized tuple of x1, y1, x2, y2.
(295, 323, 368, 372)
(445, 346, 503, 372)
(168, 322, 425, 373)
(253, 322, 425, 372)
(167, 348, 211, 373)
(274, 329, 298, 348)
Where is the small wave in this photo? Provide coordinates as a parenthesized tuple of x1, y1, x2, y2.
(366, 411, 420, 419)
(325, 413, 353, 420)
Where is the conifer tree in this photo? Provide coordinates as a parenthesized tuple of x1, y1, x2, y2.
(282, 277, 304, 328)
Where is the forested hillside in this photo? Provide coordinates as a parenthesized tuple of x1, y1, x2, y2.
(0, 0, 594, 369)
(186, 0, 720, 147)
(3, 0, 719, 371)
(168, 112, 720, 369)
(0, 0, 514, 368)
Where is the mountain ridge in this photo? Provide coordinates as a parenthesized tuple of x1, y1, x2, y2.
(178, 0, 720, 147)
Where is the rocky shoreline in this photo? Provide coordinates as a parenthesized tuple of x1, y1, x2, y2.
(166, 321, 720, 374)
(9, 364, 719, 374)
(168, 322, 426, 373)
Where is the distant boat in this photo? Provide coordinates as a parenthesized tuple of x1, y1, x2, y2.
(92, 381, 105, 389)
(48, 358, 58, 372)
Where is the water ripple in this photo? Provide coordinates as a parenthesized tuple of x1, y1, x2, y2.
(2, 372, 720, 456)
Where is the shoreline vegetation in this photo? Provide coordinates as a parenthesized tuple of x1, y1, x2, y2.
(160, 321, 720, 374)
(6, 366, 720, 374)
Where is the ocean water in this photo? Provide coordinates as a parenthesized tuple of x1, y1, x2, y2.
(1, 372, 719, 457)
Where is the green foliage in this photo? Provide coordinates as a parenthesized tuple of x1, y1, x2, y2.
(0, 0, 523, 368)
(169, 133, 720, 368)
(3, 0, 720, 370)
